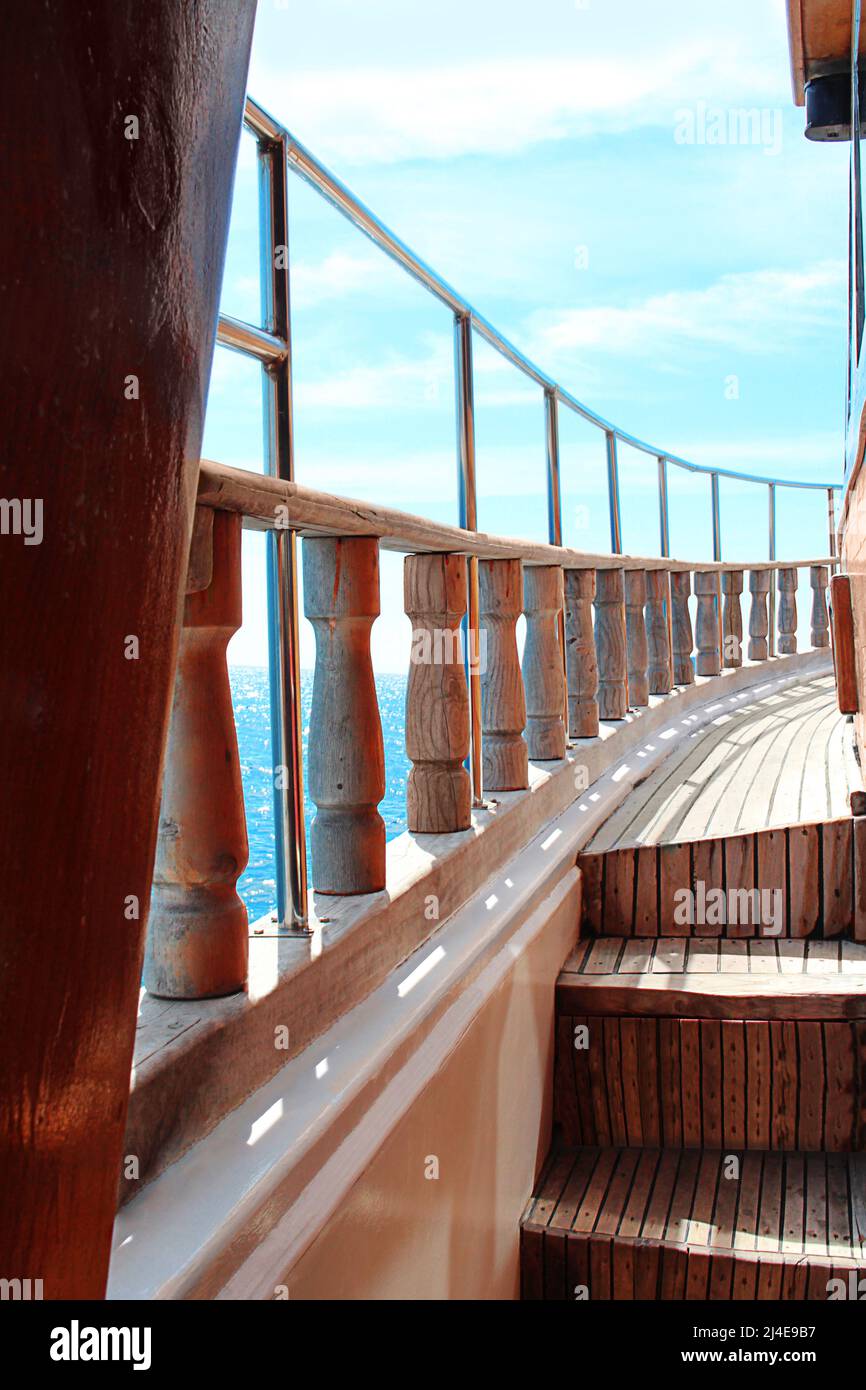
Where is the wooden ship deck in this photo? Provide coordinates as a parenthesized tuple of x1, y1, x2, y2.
(10, 0, 866, 1317)
(587, 672, 858, 849)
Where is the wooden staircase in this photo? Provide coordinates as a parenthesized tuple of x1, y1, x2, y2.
(520, 832, 866, 1300)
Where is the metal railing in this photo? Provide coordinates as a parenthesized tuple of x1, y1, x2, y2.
(217, 95, 842, 929)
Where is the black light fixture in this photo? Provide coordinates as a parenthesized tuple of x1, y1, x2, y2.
(805, 71, 866, 141)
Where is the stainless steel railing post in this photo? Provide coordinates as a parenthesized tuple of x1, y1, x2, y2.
(711, 472, 722, 562)
(257, 115, 308, 930)
(545, 389, 569, 739)
(768, 482, 777, 659)
(545, 390, 563, 547)
(454, 312, 483, 809)
(658, 455, 670, 557)
(606, 431, 622, 554)
(828, 486, 838, 574)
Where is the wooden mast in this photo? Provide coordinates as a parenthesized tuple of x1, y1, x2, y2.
(0, 0, 256, 1298)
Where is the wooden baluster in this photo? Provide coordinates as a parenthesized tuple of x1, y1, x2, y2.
(694, 571, 721, 675)
(304, 536, 386, 893)
(404, 553, 471, 833)
(478, 558, 529, 790)
(563, 568, 599, 738)
(748, 569, 771, 661)
(777, 567, 798, 655)
(645, 569, 672, 695)
(810, 565, 830, 648)
(144, 508, 249, 999)
(624, 569, 649, 708)
(721, 569, 744, 668)
(594, 567, 628, 719)
(522, 565, 567, 760)
(670, 570, 695, 686)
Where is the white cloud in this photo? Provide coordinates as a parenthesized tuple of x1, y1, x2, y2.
(527, 261, 846, 364)
(291, 252, 392, 307)
(295, 336, 449, 409)
(294, 329, 538, 411)
(671, 433, 842, 483)
(251, 41, 784, 165)
(289, 261, 845, 421)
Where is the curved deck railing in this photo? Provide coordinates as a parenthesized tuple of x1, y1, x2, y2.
(144, 95, 842, 997)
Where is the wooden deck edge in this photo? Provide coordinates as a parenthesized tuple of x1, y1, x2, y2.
(522, 1226, 865, 1271)
(555, 974, 866, 1019)
(579, 815, 866, 939)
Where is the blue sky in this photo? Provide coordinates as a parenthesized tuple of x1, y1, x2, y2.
(203, 0, 849, 670)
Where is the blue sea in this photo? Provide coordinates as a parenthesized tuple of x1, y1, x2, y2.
(229, 666, 410, 920)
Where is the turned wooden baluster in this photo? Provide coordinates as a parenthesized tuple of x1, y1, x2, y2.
(624, 569, 649, 708)
(721, 569, 744, 669)
(479, 558, 529, 790)
(594, 567, 628, 719)
(810, 565, 830, 648)
(304, 536, 386, 893)
(145, 507, 249, 999)
(404, 553, 471, 833)
(522, 565, 567, 760)
(645, 569, 672, 695)
(748, 569, 771, 660)
(777, 567, 798, 655)
(563, 568, 599, 738)
(670, 570, 695, 685)
(694, 571, 721, 675)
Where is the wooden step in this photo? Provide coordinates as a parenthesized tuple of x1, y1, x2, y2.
(521, 1144, 866, 1300)
(578, 817, 866, 940)
(555, 1013, 865, 1151)
(556, 938, 866, 1152)
(557, 937, 866, 1020)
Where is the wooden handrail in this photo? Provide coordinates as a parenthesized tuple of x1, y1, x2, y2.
(197, 460, 834, 575)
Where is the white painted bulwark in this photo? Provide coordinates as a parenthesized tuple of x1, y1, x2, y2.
(110, 651, 830, 1301)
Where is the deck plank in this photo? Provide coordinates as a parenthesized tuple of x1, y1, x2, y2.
(582, 675, 844, 852)
(557, 937, 866, 1020)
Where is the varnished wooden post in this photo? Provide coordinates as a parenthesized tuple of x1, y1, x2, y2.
(777, 567, 798, 655)
(304, 537, 386, 893)
(0, 0, 256, 1297)
(830, 574, 859, 712)
(748, 569, 771, 660)
(670, 571, 695, 686)
(594, 567, 629, 719)
(721, 569, 744, 669)
(624, 569, 649, 707)
(523, 566, 567, 760)
(404, 553, 471, 832)
(563, 569, 599, 738)
(145, 509, 249, 998)
(479, 559, 529, 790)
(810, 565, 830, 648)
(694, 571, 721, 675)
(645, 569, 672, 695)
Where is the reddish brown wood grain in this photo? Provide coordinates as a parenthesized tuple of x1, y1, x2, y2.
(0, 0, 255, 1297)
(580, 816, 857, 939)
(830, 574, 858, 713)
